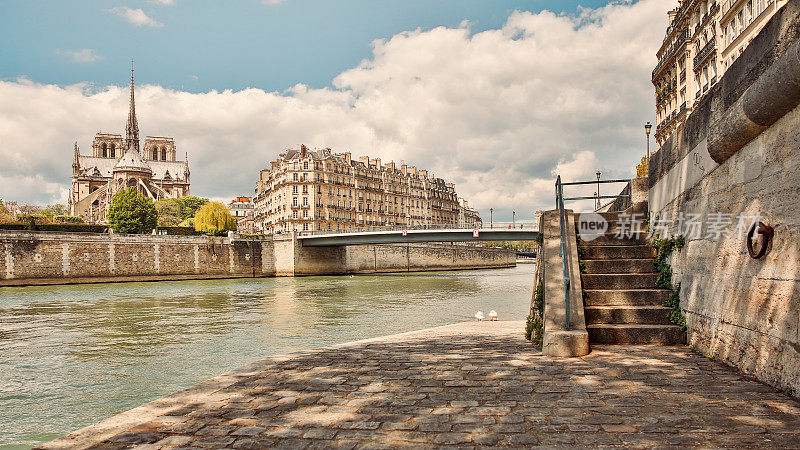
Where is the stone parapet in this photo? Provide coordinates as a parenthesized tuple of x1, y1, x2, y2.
(0, 231, 514, 286)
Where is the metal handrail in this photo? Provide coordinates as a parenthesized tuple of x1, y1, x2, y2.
(555, 176, 571, 330)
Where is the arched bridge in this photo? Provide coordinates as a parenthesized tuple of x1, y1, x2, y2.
(297, 228, 540, 247)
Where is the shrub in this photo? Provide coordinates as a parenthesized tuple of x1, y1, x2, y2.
(53, 215, 85, 224)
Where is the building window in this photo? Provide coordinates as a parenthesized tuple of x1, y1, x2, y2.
(303, 210, 308, 218)
(293, 197, 298, 207)
(293, 211, 298, 219)
(293, 173, 298, 181)
(293, 186, 298, 194)
(303, 197, 308, 206)
(102, 143, 107, 157)
(110, 144, 115, 158)
(161, 148, 167, 160)
(303, 161, 309, 170)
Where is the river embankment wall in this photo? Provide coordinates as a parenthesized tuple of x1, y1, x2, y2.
(647, 2, 800, 396)
(0, 231, 515, 286)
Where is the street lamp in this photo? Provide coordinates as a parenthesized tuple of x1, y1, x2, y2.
(512, 210, 516, 228)
(645, 122, 652, 161)
(596, 171, 602, 210)
(490, 208, 493, 229)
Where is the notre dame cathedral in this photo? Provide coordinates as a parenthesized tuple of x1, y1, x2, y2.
(68, 68, 191, 224)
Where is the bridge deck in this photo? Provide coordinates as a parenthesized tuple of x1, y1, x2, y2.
(297, 228, 539, 247)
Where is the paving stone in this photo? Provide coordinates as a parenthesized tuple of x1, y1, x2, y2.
(44, 322, 800, 449)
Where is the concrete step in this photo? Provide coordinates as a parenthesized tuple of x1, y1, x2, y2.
(583, 245, 656, 260)
(581, 273, 659, 290)
(584, 259, 655, 274)
(578, 233, 647, 246)
(584, 289, 671, 306)
(588, 324, 686, 345)
(585, 306, 673, 325)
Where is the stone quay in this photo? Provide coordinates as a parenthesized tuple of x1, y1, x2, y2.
(40, 321, 800, 449)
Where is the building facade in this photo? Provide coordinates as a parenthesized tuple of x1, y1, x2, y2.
(253, 146, 480, 234)
(228, 197, 255, 234)
(69, 69, 191, 223)
(652, 0, 787, 149)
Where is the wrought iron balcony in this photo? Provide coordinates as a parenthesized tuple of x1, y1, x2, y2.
(694, 40, 716, 68)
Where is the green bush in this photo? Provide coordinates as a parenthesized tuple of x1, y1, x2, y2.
(53, 215, 85, 224)
(156, 226, 199, 235)
(0, 223, 108, 233)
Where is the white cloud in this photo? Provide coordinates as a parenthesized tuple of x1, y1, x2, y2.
(262, 0, 285, 5)
(151, 0, 175, 4)
(0, 0, 665, 219)
(57, 48, 102, 63)
(107, 7, 164, 27)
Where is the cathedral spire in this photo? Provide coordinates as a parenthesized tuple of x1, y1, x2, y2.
(125, 60, 140, 153)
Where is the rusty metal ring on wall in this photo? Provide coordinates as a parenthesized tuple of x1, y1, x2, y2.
(747, 222, 774, 259)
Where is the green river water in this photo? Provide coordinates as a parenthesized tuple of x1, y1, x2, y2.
(0, 265, 535, 448)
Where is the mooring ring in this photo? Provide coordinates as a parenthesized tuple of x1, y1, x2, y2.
(747, 222, 774, 259)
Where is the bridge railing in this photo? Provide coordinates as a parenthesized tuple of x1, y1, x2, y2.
(298, 221, 538, 237)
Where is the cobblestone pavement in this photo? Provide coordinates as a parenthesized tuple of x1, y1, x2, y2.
(42, 321, 800, 449)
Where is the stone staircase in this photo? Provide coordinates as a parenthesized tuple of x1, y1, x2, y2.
(579, 212, 685, 345)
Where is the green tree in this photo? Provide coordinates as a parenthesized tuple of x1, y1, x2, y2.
(175, 196, 209, 220)
(194, 202, 237, 235)
(155, 198, 183, 226)
(0, 199, 13, 223)
(45, 204, 68, 216)
(108, 188, 158, 234)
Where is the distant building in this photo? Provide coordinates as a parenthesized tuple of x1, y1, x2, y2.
(458, 198, 482, 228)
(69, 69, 190, 223)
(253, 145, 477, 234)
(228, 197, 254, 219)
(652, 0, 787, 149)
(228, 197, 255, 234)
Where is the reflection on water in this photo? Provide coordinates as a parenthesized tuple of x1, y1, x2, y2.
(0, 265, 534, 447)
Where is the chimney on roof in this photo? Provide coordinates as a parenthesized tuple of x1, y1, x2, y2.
(300, 144, 308, 157)
(419, 169, 427, 177)
(359, 156, 369, 165)
(344, 152, 351, 163)
(401, 164, 408, 175)
(387, 161, 395, 171)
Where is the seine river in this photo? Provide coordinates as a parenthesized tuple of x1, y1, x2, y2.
(0, 265, 534, 448)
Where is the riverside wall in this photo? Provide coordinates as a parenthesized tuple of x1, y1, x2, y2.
(647, 2, 800, 397)
(0, 231, 514, 286)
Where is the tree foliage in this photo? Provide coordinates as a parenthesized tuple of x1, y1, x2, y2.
(45, 204, 68, 216)
(175, 196, 209, 220)
(155, 198, 183, 226)
(0, 199, 13, 223)
(194, 202, 237, 235)
(108, 188, 158, 234)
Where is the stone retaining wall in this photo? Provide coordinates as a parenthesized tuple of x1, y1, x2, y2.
(0, 231, 514, 286)
(648, 2, 800, 397)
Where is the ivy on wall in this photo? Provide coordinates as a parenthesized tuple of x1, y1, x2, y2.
(650, 236, 686, 331)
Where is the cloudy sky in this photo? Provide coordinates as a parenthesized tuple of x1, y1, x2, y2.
(0, 0, 667, 221)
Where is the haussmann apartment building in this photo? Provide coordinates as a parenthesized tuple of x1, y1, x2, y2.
(652, 0, 787, 148)
(252, 145, 481, 234)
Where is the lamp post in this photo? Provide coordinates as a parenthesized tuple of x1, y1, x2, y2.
(490, 208, 493, 229)
(645, 122, 652, 161)
(596, 171, 602, 210)
(512, 210, 516, 229)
